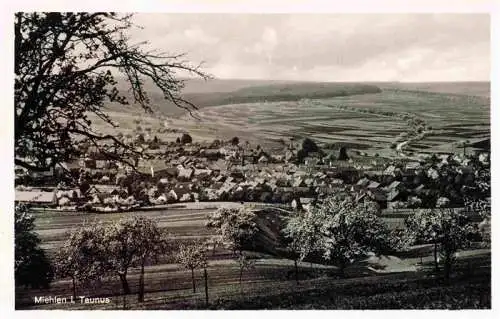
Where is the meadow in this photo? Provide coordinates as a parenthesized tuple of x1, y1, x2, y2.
(16, 203, 491, 310)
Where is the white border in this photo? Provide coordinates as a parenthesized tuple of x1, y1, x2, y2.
(0, 1, 497, 319)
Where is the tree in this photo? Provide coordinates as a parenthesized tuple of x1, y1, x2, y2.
(206, 207, 258, 254)
(15, 13, 209, 172)
(207, 207, 259, 291)
(279, 232, 304, 284)
(301, 138, 319, 154)
(180, 133, 193, 144)
(135, 133, 145, 144)
(296, 148, 307, 164)
(236, 252, 255, 293)
(338, 146, 349, 161)
(15, 204, 54, 289)
(54, 222, 109, 300)
(230, 136, 240, 146)
(465, 198, 490, 247)
(283, 209, 322, 272)
(284, 195, 395, 276)
(405, 208, 475, 280)
(177, 242, 208, 293)
(104, 216, 169, 302)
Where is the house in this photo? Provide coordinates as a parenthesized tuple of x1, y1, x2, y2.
(299, 197, 315, 205)
(61, 160, 81, 173)
(387, 189, 403, 202)
(405, 161, 421, 174)
(479, 153, 490, 165)
(304, 178, 315, 187)
(258, 154, 270, 164)
(194, 168, 212, 178)
(270, 154, 284, 163)
(243, 154, 256, 165)
(166, 189, 179, 203)
(368, 189, 387, 203)
(291, 199, 302, 210)
(292, 177, 304, 188)
(210, 159, 229, 174)
(230, 170, 245, 180)
(383, 165, 396, 177)
(294, 186, 312, 196)
(55, 189, 82, 201)
(171, 183, 192, 198)
(213, 175, 226, 183)
(427, 168, 439, 180)
(285, 151, 296, 163)
(304, 157, 320, 166)
(29, 167, 55, 179)
(82, 158, 97, 169)
(178, 168, 194, 181)
(95, 160, 108, 170)
(86, 185, 127, 198)
(387, 181, 404, 192)
(15, 190, 57, 206)
(356, 177, 370, 188)
(316, 186, 339, 195)
(355, 192, 367, 203)
(179, 193, 193, 202)
(367, 181, 381, 190)
(413, 184, 425, 195)
(330, 178, 344, 186)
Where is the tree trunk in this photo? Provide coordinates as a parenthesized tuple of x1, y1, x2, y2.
(239, 267, 243, 293)
(72, 277, 77, 301)
(433, 241, 439, 272)
(119, 273, 131, 295)
(204, 267, 209, 307)
(444, 251, 452, 284)
(338, 260, 346, 277)
(294, 259, 299, 284)
(138, 263, 145, 302)
(191, 268, 196, 293)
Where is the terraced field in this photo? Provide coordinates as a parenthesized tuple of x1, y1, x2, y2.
(163, 89, 489, 155)
(89, 83, 489, 157)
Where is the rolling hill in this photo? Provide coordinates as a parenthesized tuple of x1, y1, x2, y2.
(103, 79, 384, 117)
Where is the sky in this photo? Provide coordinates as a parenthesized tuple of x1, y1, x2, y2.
(127, 13, 490, 82)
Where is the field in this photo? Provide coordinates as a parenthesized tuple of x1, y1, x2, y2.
(16, 203, 491, 310)
(91, 81, 490, 156)
(165, 89, 489, 155)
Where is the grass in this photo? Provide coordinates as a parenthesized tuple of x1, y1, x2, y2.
(18, 203, 491, 310)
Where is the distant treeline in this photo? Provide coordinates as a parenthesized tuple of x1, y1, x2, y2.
(104, 82, 383, 116)
(185, 83, 382, 107)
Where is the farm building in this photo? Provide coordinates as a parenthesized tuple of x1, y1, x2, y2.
(15, 190, 57, 207)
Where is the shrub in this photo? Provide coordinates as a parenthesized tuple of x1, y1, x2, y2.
(180, 133, 192, 144)
(301, 138, 319, 154)
(231, 136, 240, 146)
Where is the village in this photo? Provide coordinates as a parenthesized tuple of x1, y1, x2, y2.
(14, 130, 491, 219)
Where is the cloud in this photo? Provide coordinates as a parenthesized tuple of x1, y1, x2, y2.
(245, 27, 278, 65)
(184, 26, 220, 45)
(129, 13, 489, 82)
